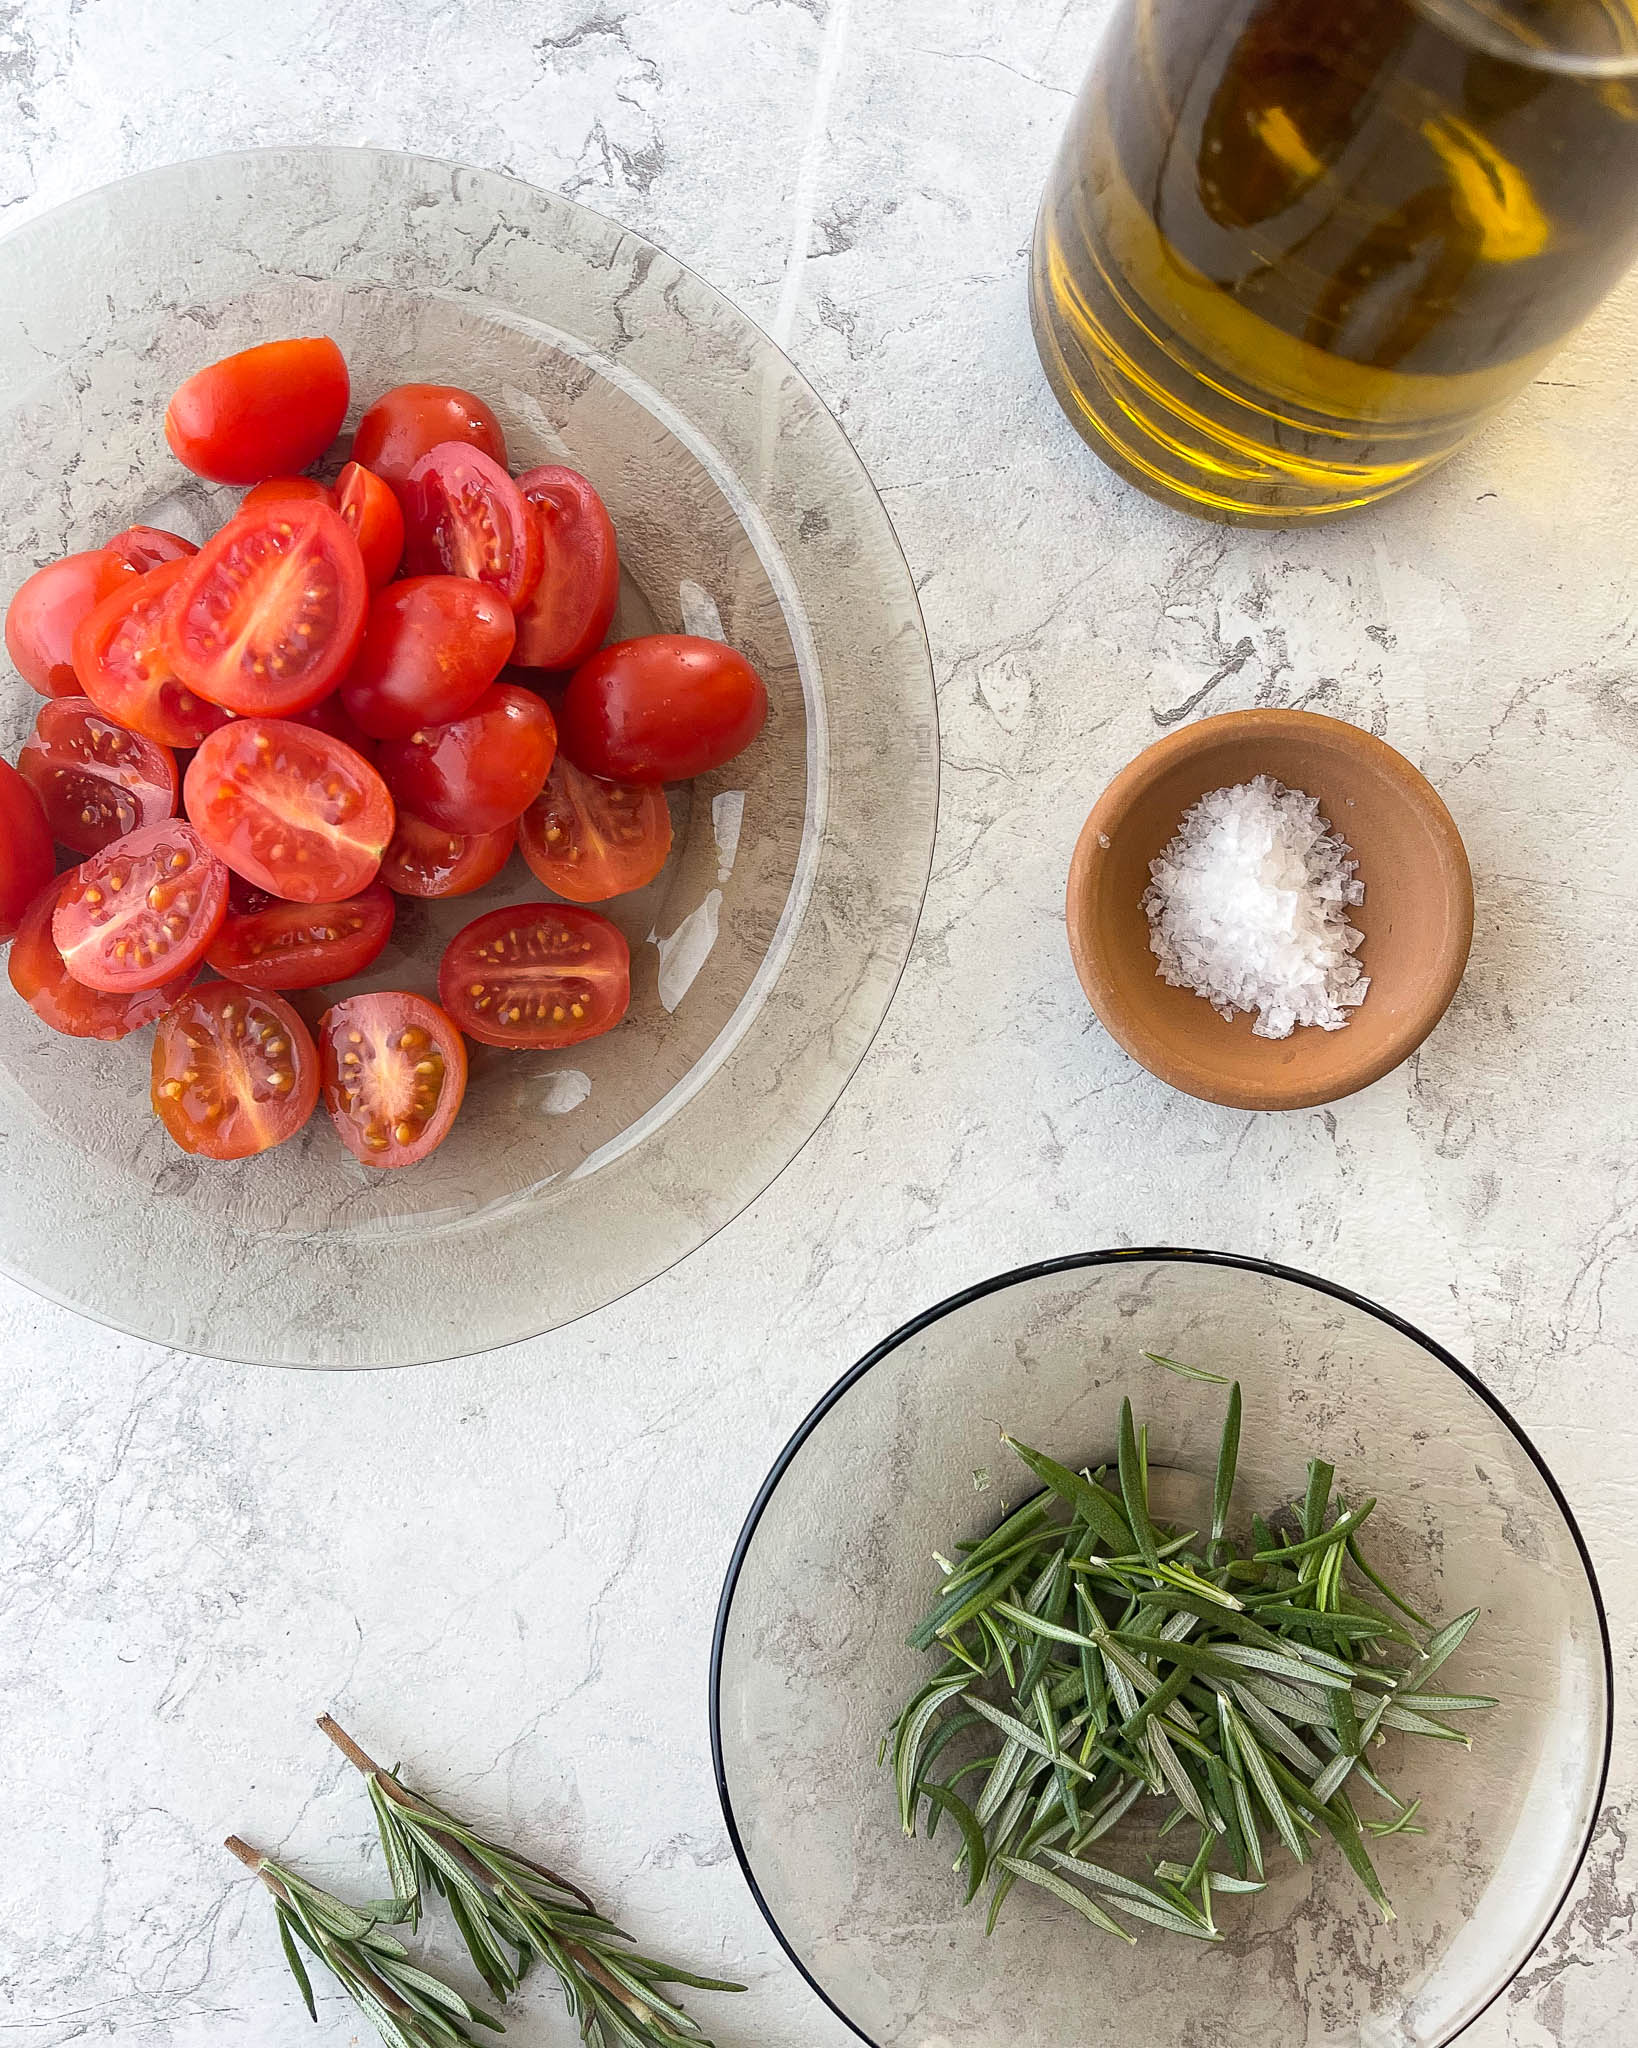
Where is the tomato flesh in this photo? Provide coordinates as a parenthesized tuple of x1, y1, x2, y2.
(72, 557, 232, 748)
(53, 819, 228, 992)
(518, 755, 671, 902)
(379, 811, 516, 899)
(438, 901, 630, 1049)
(6, 548, 134, 696)
(512, 467, 620, 672)
(350, 384, 507, 496)
(558, 634, 768, 783)
(0, 759, 56, 941)
(319, 991, 468, 1167)
(333, 462, 405, 587)
(9, 877, 192, 1038)
(402, 443, 541, 610)
(184, 719, 395, 903)
(105, 526, 198, 575)
(206, 879, 395, 989)
(164, 337, 350, 485)
(166, 501, 368, 716)
(341, 576, 516, 741)
(376, 684, 555, 836)
(19, 697, 177, 855)
(151, 980, 319, 1159)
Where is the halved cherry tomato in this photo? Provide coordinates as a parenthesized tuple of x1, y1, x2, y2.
(319, 990, 468, 1167)
(206, 878, 395, 989)
(184, 719, 395, 902)
(9, 877, 192, 1038)
(438, 901, 630, 1049)
(518, 755, 671, 902)
(379, 811, 516, 899)
(53, 819, 228, 992)
(0, 759, 56, 941)
(402, 443, 541, 610)
(376, 684, 555, 835)
(340, 577, 516, 741)
(151, 980, 319, 1159)
(18, 697, 178, 854)
(105, 526, 198, 575)
(333, 462, 405, 588)
(558, 635, 768, 783)
(165, 501, 368, 716)
(164, 337, 350, 486)
(512, 467, 619, 672)
(72, 557, 232, 748)
(350, 384, 507, 496)
(6, 548, 134, 696)
(240, 476, 328, 514)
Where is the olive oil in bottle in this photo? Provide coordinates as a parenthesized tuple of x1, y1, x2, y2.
(1031, 0, 1638, 522)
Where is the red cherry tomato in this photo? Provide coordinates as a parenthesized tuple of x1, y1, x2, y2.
(8, 877, 192, 1038)
(558, 635, 768, 783)
(340, 576, 516, 742)
(438, 901, 630, 1049)
(105, 526, 198, 575)
(512, 467, 620, 672)
(292, 691, 377, 754)
(332, 462, 405, 588)
(52, 819, 228, 992)
(165, 502, 368, 716)
(319, 990, 468, 1167)
(350, 384, 507, 496)
(151, 980, 319, 1159)
(184, 719, 394, 902)
(518, 755, 672, 903)
(376, 684, 555, 836)
(6, 548, 134, 696)
(72, 557, 231, 749)
(379, 811, 516, 899)
(402, 443, 541, 610)
(240, 476, 329, 514)
(206, 878, 395, 989)
(164, 337, 350, 486)
(0, 759, 56, 941)
(17, 697, 178, 855)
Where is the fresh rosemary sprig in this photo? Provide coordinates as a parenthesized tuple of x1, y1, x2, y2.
(225, 1836, 501, 2048)
(882, 1367, 1496, 1944)
(319, 1716, 745, 2048)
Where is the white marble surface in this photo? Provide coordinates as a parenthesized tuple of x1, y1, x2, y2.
(2, 4, 1635, 2045)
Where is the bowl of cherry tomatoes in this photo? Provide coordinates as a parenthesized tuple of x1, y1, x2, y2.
(0, 147, 937, 1366)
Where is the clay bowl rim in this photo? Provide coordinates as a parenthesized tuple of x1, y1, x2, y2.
(1065, 709, 1474, 1112)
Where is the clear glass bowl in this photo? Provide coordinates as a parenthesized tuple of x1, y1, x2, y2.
(712, 1253, 1611, 2048)
(0, 148, 937, 1367)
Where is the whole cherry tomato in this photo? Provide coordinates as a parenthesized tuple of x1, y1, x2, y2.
(340, 577, 516, 742)
(164, 337, 350, 485)
(350, 383, 507, 496)
(512, 467, 620, 672)
(150, 980, 320, 1159)
(18, 696, 178, 855)
(376, 684, 555, 836)
(319, 990, 468, 1167)
(557, 635, 768, 783)
(6, 548, 134, 696)
(0, 759, 56, 942)
(165, 502, 368, 716)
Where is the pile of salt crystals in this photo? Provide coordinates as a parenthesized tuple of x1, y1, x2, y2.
(1142, 775, 1369, 1040)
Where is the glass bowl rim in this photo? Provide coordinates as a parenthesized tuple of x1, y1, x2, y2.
(709, 1245, 1615, 2048)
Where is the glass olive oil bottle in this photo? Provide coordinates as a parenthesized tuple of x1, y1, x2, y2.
(1031, 0, 1638, 522)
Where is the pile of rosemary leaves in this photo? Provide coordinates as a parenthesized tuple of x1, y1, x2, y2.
(883, 1365, 1495, 1944)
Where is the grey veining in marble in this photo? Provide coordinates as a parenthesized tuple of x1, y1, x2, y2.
(2, 3, 1636, 2045)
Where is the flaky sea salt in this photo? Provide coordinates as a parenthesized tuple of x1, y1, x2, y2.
(1142, 775, 1368, 1040)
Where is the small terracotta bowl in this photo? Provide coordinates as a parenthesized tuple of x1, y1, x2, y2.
(1066, 710, 1473, 1111)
